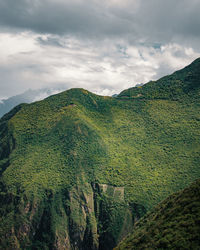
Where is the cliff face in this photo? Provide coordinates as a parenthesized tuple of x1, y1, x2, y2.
(0, 59, 200, 249)
(0, 179, 145, 249)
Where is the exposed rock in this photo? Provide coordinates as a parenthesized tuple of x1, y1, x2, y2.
(0, 182, 145, 249)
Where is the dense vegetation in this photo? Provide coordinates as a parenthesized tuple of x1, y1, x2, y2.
(116, 179, 200, 250)
(118, 58, 200, 100)
(0, 58, 200, 249)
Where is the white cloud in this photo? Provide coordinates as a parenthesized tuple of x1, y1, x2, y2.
(32, 89, 65, 102)
(0, 98, 6, 104)
(0, 33, 37, 61)
(0, 32, 199, 98)
(0, 0, 200, 99)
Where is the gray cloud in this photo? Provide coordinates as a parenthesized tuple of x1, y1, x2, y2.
(36, 36, 66, 47)
(0, 0, 200, 100)
(0, 0, 133, 38)
(0, 32, 199, 99)
(0, 0, 200, 47)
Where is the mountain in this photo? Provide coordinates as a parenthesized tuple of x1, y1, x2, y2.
(0, 58, 200, 249)
(0, 88, 65, 118)
(118, 58, 200, 100)
(115, 179, 200, 250)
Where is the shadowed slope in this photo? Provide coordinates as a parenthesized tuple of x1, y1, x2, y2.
(115, 179, 200, 250)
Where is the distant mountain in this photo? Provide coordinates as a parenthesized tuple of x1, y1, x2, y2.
(0, 88, 65, 118)
(115, 179, 200, 249)
(0, 58, 200, 249)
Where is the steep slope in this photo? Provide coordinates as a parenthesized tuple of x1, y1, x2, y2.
(118, 58, 200, 100)
(115, 179, 200, 250)
(0, 59, 200, 249)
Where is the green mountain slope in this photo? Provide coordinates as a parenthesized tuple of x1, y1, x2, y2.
(118, 58, 200, 100)
(115, 179, 200, 250)
(0, 59, 200, 249)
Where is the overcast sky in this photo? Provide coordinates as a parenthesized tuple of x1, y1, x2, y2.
(0, 0, 200, 99)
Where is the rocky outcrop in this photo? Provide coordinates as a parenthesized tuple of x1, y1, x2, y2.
(0, 182, 146, 250)
(53, 182, 146, 250)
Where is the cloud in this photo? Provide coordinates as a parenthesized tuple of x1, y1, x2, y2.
(0, 0, 200, 99)
(0, 0, 132, 38)
(0, 0, 199, 46)
(32, 88, 66, 102)
(0, 32, 199, 98)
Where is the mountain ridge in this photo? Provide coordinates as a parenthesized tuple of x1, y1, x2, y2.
(118, 57, 200, 100)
